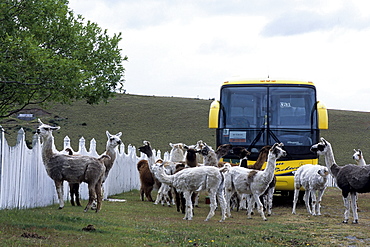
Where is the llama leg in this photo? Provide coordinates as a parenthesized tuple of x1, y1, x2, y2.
(154, 184, 165, 205)
(205, 190, 217, 221)
(253, 194, 267, 221)
(303, 191, 312, 215)
(71, 183, 81, 207)
(216, 187, 227, 222)
(316, 189, 325, 216)
(55, 180, 64, 209)
(342, 194, 350, 223)
(140, 188, 145, 201)
(194, 193, 199, 207)
(224, 190, 233, 218)
(246, 194, 254, 218)
(292, 188, 299, 214)
(84, 184, 97, 212)
(238, 193, 247, 211)
(95, 182, 103, 213)
(311, 190, 317, 216)
(266, 188, 273, 216)
(69, 183, 75, 206)
(183, 191, 193, 220)
(350, 192, 358, 224)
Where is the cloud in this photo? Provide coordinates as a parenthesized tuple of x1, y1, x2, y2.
(261, 2, 370, 37)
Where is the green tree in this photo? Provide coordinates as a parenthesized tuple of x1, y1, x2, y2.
(0, 0, 127, 118)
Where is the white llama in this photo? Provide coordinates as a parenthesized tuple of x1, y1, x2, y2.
(224, 143, 286, 221)
(36, 119, 109, 212)
(292, 164, 329, 215)
(139, 141, 229, 222)
(353, 149, 367, 166)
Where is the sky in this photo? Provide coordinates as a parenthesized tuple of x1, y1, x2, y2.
(69, 0, 370, 112)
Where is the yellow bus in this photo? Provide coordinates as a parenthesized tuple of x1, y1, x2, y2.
(209, 78, 328, 196)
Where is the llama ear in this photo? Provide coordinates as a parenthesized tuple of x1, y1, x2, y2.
(320, 138, 328, 145)
(38, 119, 43, 125)
(354, 149, 357, 152)
(106, 131, 111, 138)
(52, 126, 61, 131)
(271, 143, 278, 150)
(169, 143, 173, 148)
(116, 132, 122, 138)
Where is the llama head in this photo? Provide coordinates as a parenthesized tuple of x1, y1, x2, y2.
(106, 131, 122, 149)
(138, 140, 153, 158)
(310, 137, 331, 155)
(200, 144, 212, 156)
(36, 119, 60, 138)
(215, 144, 233, 158)
(194, 140, 205, 150)
(169, 142, 186, 151)
(353, 149, 362, 163)
(231, 146, 250, 159)
(269, 143, 286, 159)
(317, 166, 329, 177)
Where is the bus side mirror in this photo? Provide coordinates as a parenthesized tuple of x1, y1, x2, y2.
(209, 100, 220, 128)
(317, 101, 328, 129)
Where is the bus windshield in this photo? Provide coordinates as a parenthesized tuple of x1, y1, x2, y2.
(218, 85, 318, 159)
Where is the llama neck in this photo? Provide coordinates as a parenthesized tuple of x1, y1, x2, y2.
(322, 145, 340, 177)
(255, 151, 268, 170)
(156, 167, 174, 185)
(357, 158, 366, 166)
(261, 154, 277, 180)
(205, 152, 218, 166)
(41, 134, 54, 164)
(104, 146, 117, 173)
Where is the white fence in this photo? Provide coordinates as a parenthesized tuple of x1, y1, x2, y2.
(0, 127, 337, 210)
(0, 127, 166, 210)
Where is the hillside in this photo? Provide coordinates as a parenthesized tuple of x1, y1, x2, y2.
(0, 93, 369, 165)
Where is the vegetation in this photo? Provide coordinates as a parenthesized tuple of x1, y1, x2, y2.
(0, 94, 370, 246)
(1, 188, 370, 246)
(0, 0, 127, 118)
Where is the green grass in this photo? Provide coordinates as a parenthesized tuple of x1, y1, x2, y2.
(1, 188, 370, 246)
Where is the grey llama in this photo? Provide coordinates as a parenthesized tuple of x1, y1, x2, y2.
(37, 119, 110, 212)
(66, 131, 122, 206)
(311, 137, 370, 223)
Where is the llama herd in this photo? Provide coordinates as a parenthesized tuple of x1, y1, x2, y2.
(35, 120, 370, 224)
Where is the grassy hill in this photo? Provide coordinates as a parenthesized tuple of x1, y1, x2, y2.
(0, 93, 369, 165)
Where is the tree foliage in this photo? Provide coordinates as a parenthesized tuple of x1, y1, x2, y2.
(0, 0, 127, 118)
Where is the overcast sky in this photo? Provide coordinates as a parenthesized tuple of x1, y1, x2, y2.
(69, 0, 370, 112)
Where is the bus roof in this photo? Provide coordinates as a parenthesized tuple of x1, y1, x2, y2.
(222, 78, 314, 86)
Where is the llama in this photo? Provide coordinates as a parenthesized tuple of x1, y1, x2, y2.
(152, 143, 188, 206)
(200, 143, 234, 167)
(139, 141, 229, 222)
(169, 143, 186, 162)
(231, 146, 274, 215)
(36, 119, 109, 212)
(292, 164, 329, 215)
(173, 147, 201, 213)
(137, 159, 160, 202)
(353, 149, 367, 166)
(310, 138, 370, 224)
(224, 143, 286, 221)
(66, 131, 122, 207)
